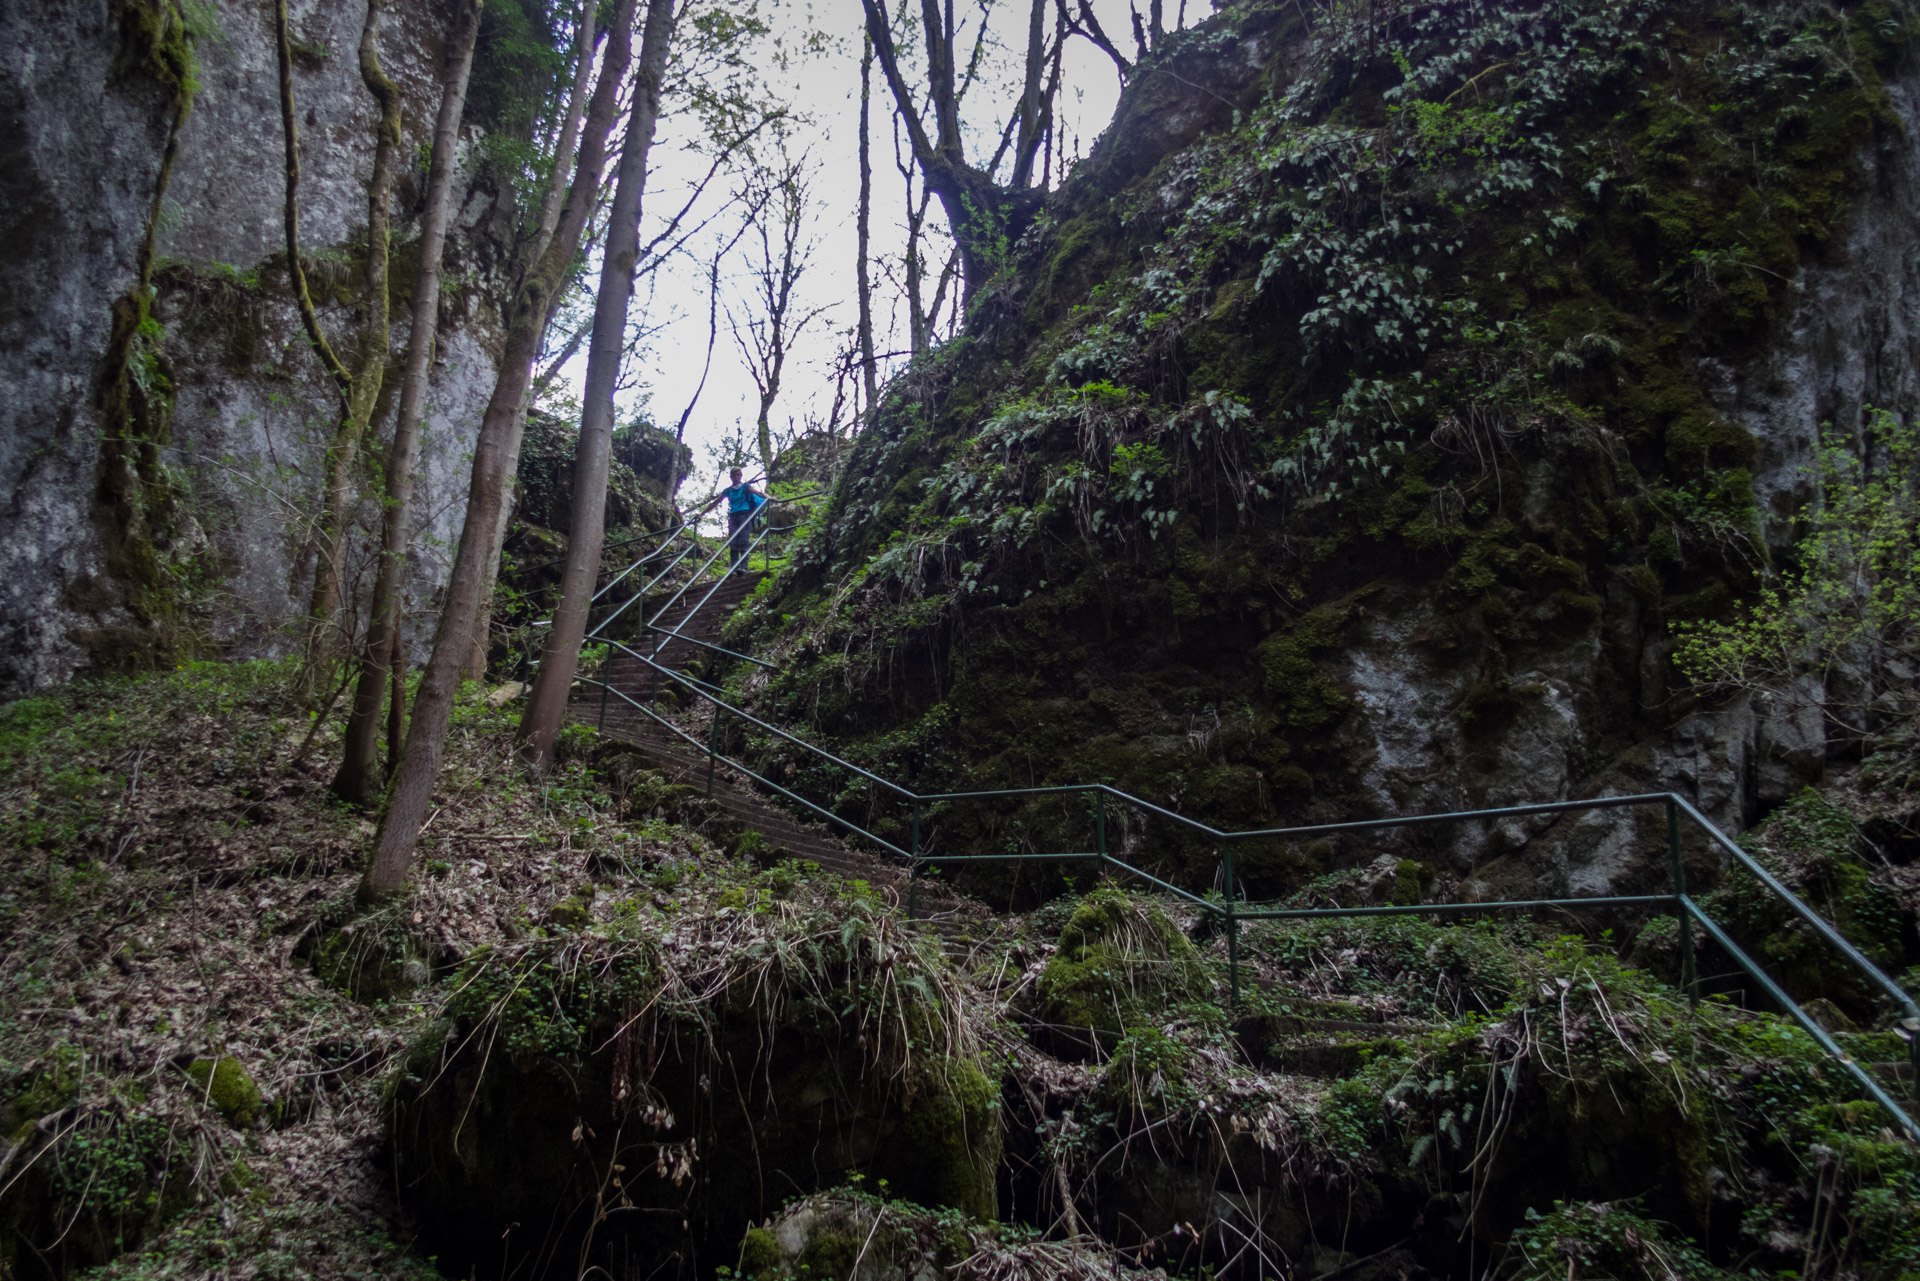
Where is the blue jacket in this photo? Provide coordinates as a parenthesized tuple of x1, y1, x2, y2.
(724, 484, 764, 515)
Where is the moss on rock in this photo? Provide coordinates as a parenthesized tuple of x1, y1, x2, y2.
(185, 1056, 263, 1130)
(1038, 889, 1213, 1043)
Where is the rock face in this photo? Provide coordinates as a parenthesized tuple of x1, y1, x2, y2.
(0, 0, 514, 696)
(741, 1, 1920, 899)
(388, 922, 1002, 1281)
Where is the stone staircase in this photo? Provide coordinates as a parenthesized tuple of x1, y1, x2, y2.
(639, 570, 765, 670)
(577, 575, 1920, 1106)
(577, 570, 987, 945)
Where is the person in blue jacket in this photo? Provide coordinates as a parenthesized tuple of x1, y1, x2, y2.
(722, 467, 766, 565)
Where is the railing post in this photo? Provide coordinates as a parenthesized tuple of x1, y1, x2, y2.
(596, 674, 609, 732)
(908, 799, 921, 921)
(1222, 840, 1240, 1012)
(1668, 797, 1698, 1005)
(1095, 790, 1107, 875)
(1908, 1012, 1920, 1103)
(705, 707, 724, 798)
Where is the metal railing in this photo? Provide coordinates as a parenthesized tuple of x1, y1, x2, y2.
(566, 530, 1920, 1141)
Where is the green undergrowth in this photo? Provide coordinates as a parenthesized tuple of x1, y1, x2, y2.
(1704, 787, 1916, 1014)
(0, 658, 805, 1279)
(1037, 887, 1215, 1039)
(387, 859, 1003, 1274)
(423, 857, 970, 1070)
(1079, 906, 1920, 1276)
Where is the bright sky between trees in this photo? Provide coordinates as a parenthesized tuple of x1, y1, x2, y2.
(542, 0, 1195, 512)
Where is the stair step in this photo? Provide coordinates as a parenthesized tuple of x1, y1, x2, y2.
(576, 566, 985, 942)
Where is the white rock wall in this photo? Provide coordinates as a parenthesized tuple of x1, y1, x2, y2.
(0, 0, 515, 695)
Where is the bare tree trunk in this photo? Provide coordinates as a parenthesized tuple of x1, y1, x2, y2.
(667, 249, 724, 508)
(856, 34, 879, 419)
(361, 0, 641, 902)
(385, 617, 405, 777)
(464, 1, 605, 686)
(464, 486, 515, 683)
(276, 0, 354, 703)
(304, 0, 402, 697)
(334, 0, 484, 805)
(1012, 0, 1048, 187)
(528, 0, 600, 271)
(734, 152, 821, 480)
(517, 0, 678, 772)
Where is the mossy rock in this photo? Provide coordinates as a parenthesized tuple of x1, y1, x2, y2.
(390, 935, 1002, 1277)
(313, 912, 430, 1003)
(739, 1226, 783, 1278)
(897, 1056, 1000, 1220)
(186, 1056, 264, 1129)
(740, 1193, 1016, 1281)
(546, 892, 595, 931)
(1037, 889, 1213, 1049)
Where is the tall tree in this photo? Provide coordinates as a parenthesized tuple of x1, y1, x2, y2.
(278, 0, 405, 702)
(668, 245, 727, 507)
(360, 0, 642, 901)
(859, 0, 1060, 299)
(731, 148, 828, 478)
(516, 0, 680, 771)
(333, 0, 486, 805)
(465, 0, 604, 684)
(889, 124, 957, 359)
(855, 34, 879, 419)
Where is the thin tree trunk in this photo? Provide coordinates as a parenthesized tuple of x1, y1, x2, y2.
(1012, 0, 1047, 187)
(334, 0, 484, 805)
(667, 250, 724, 508)
(528, 0, 600, 271)
(755, 389, 778, 478)
(464, 485, 515, 683)
(856, 34, 879, 419)
(362, 0, 641, 901)
(386, 618, 406, 777)
(275, 0, 353, 704)
(274, 0, 352, 406)
(300, 0, 402, 700)
(518, 0, 677, 771)
(464, 2, 607, 686)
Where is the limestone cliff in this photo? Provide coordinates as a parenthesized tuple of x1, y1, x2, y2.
(0, 0, 519, 695)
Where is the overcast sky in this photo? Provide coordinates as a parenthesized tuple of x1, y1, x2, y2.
(545, 0, 1187, 506)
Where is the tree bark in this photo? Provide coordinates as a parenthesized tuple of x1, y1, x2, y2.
(297, 0, 402, 701)
(465, 1, 608, 686)
(360, 0, 641, 901)
(274, 0, 352, 408)
(385, 615, 406, 776)
(1012, 0, 1049, 188)
(856, 34, 879, 418)
(334, 0, 483, 805)
(517, 0, 678, 772)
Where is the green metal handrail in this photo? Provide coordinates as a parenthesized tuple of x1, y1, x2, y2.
(565, 527, 1920, 1141)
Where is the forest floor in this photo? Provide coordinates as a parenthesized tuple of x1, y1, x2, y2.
(0, 659, 689, 1278)
(4, 661, 1918, 1281)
